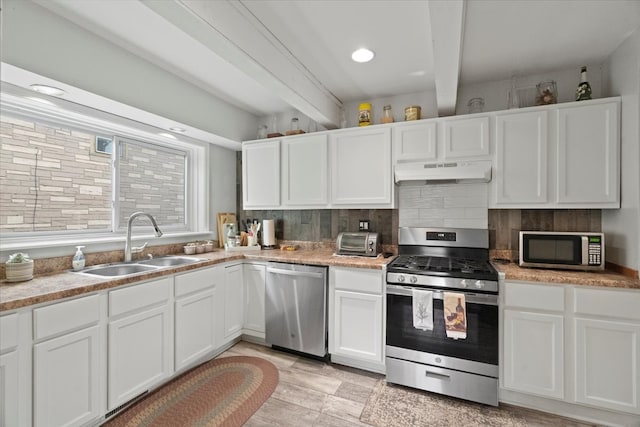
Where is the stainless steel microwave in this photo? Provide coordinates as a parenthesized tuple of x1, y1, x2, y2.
(519, 231, 605, 271)
(336, 232, 381, 257)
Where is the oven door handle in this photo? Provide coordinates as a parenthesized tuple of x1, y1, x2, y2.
(386, 284, 498, 306)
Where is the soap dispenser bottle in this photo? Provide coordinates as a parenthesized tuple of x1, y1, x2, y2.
(72, 246, 86, 271)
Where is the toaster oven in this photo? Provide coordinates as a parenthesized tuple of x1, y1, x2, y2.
(336, 232, 381, 257)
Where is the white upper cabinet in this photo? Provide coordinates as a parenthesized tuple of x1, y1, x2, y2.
(393, 121, 437, 162)
(242, 139, 280, 209)
(495, 110, 549, 204)
(282, 134, 328, 207)
(556, 101, 619, 206)
(491, 98, 620, 208)
(330, 127, 393, 207)
(443, 116, 490, 159)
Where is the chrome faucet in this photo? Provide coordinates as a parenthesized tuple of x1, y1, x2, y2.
(124, 212, 163, 262)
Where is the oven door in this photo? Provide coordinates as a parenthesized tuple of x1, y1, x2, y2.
(386, 285, 498, 366)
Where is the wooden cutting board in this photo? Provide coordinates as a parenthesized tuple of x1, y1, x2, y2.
(217, 212, 237, 248)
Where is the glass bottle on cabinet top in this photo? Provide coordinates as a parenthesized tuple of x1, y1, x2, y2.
(576, 66, 592, 101)
(381, 105, 394, 123)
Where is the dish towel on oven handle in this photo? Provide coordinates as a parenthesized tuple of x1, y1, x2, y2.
(412, 289, 433, 331)
(444, 292, 467, 339)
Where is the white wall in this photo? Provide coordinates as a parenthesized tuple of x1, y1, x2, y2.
(1, 0, 257, 143)
(602, 28, 640, 275)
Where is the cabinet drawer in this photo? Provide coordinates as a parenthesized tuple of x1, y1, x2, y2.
(331, 267, 382, 294)
(0, 313, 18, 351)
(109, 277, 172, 317)
(34, 294, 101, 341)
(504, 281, 564, 312)
(574, 287, 640, 321)
(175, 267, 219, 298)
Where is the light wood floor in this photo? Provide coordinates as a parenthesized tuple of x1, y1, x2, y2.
(217, 341, 596, 427)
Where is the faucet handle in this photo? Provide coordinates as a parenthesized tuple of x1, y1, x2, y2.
(132, 242, 148, 254)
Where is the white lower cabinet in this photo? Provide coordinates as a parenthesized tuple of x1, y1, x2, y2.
(243, 263, 266, 337)
(571, 287, 640, 414)
(1, 311, 31, 427)
(32, 294, 105, 427)
(501, 280, 640, 423)
(224, 264, 244, 341)
(174, 266, 224, 372)
(108, 277, 173, 410)
(329, 267, 384, 373)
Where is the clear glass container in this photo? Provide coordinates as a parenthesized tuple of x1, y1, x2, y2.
(381, 105, 394, 123)
(467, 97, 485, 114)
(257, 124, 267, 139)
(536, 80, 557, 105)
(290, 117, 299, 131)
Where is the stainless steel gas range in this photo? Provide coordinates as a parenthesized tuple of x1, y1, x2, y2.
(385, 227, 499, 406)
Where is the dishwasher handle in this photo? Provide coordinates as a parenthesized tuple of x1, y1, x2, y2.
(267, 267, 324, 279)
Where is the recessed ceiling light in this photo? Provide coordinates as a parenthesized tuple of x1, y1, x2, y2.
(409, 70, 426, 77)
(158, 132, 177, 139)
(351, 48, 375, 63)
(169, 127, 186, 133)
(25, 96, 56, 106)
(30, 84, 66, 97)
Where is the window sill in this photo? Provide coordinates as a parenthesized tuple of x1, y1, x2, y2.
(0, 232, 215, 260)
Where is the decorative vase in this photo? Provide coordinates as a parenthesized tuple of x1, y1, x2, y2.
(5, 260, 34, 282)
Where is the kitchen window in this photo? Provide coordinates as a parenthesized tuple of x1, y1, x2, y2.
(0, 94, 208, 251)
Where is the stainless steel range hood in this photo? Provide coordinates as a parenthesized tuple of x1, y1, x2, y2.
(394, 160, 492, 184)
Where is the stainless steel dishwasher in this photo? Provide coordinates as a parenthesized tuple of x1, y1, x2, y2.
(265, 262, 328, 357)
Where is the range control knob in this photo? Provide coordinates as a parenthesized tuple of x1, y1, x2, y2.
(460, 279, 468, 288)
(397, 275, 405, 283)
(409, 276, 418, 284)
(475, 280, 485, 289)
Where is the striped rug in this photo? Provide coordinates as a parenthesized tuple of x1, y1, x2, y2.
(104, 356, 278, 427)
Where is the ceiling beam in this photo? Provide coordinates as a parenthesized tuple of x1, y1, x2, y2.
(144, 0, 343, 128)
(428, 0, 466, 117)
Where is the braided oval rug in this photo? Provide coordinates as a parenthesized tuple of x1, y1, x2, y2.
(104, 356, 278, 427)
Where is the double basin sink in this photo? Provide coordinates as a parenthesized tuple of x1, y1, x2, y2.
(75, 256, 205, 278)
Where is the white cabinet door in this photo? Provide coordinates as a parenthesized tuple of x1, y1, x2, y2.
(330, 127, 393, 207)
(175, 288, 218, 371)
(495, 111, 548, 204)
(174, 267, 223, 372)
(282, 134, 328, 207)
(243, 263, 266, 336)
(224, 264, 244, 340)
(0, 350, 19, 427)
(503, 309, 564, 399)
(556, 101, 619, 206)
(443, 116, 490, 159)
(33, 326, 104, 427)
(393, 121, 437, 162)
(108, 304, 172, 409)
(331, 290, 383, 363)
(242, 140, 280, 209)
(574, 317, 640, 414)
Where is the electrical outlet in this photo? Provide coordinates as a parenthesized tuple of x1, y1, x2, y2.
(359, 220, 370, 231)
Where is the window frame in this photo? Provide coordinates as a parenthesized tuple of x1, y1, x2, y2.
(0, 92, 210, 252)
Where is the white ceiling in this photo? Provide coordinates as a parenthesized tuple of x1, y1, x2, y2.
(8, 0, 640, 131)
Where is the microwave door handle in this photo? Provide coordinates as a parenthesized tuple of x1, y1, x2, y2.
(581, 236, 589, 265)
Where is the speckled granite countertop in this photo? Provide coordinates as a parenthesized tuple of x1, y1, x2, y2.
(492, 261, 640, 290)
(0, 248, 393, 312)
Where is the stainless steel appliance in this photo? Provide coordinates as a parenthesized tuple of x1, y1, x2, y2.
(519, 231, 605, 271)
(336, 232, 381, 257)
(386, 227, 499, 406)
(265, 262, 328, 357)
